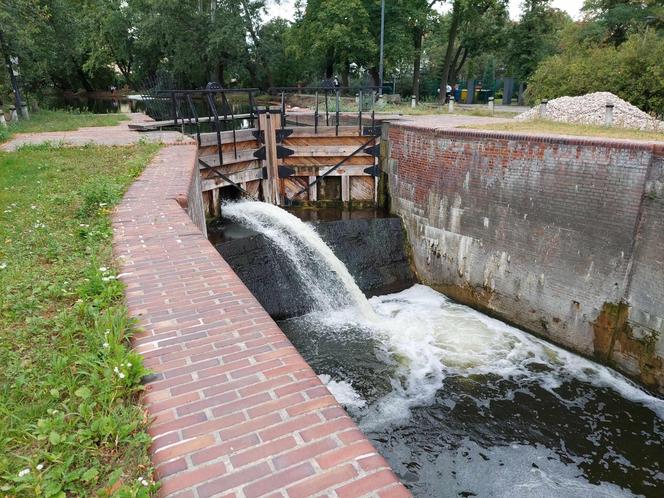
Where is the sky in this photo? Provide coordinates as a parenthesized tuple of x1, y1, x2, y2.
(265, 0, 586, 22)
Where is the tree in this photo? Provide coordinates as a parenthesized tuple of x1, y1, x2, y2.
(437, 0, 508, 100)
(581, 0, 664, 46)
(291, 0, 376, 83)
(505, 0, 571, 83)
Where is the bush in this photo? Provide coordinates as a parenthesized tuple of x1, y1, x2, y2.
(526, 31, 664, 116)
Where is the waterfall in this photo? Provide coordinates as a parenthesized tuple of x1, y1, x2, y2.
(221, 200, 376, 318)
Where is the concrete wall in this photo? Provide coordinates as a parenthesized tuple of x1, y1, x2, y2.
(214, 218, 415, 319)
(384, 123, 664, 393)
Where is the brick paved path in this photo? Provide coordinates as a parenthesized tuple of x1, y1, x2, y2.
(112, 145, 409, 498)
(1, 113, 191, 151)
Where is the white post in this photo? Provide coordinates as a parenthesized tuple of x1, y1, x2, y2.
(0, 113, 6, 128)
(604, 103, 614, 127)
(411, 95, 416, 108)
(539, 99, 548, 119)
(448, 99, 454, 113)
(21, 103, 29, 120)
(9, 106, 18, 122)
(488, 96, 495, 115)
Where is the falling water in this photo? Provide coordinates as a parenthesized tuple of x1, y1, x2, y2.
(221, 200, 664, 497)
(221, 200, 375, 318)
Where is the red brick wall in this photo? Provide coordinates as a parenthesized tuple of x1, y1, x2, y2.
(113, 145, 409, 497)
(386, 124, 664, 393)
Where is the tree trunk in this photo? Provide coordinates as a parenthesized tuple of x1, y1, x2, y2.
(449, 46, 468, 88)
(341, 58, 350, 88)
(438, 0, 462, 102)
(411, 27, 423, 100)
(0, 29, 24, 116)
(369, 66, 380, 87)
(76, 66, 94, 92)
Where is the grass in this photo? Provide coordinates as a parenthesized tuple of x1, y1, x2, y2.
(0, 110, 128, 143)
(0, 143, 160, 497)
(466, 119, 664, 141)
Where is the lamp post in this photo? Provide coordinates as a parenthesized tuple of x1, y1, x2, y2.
(378, 0, 385, 96)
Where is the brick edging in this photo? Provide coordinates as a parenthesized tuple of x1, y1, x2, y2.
(389, 122, 664, 150)
(112, 145, 410, 498)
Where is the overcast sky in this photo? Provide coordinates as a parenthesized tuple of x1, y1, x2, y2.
(265, 0, 586, 22)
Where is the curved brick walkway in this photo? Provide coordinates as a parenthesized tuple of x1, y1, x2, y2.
(112, 145, 409, 498)
(1, 113, 190, 151)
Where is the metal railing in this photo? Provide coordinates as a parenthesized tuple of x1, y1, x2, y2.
(268, 86, 381, 137)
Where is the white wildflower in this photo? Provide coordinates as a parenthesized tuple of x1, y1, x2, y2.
(119, 372, 125, 379)
(113, 366, 119, 374)
(103, 342, 109, 348)
(0, 262, 6, 270)
(18, 468, 30, 477)
(141, 479, 149, 486)
(36, 464, 44, 471)
(101, 277, 110, 282)
(30, 205, 36, 209)
(126, 362, 132, 367)
(99, 267, 108, 272)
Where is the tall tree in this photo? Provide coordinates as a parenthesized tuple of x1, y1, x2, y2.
(505, 0, 571, 82)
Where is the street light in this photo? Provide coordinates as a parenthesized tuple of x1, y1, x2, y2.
(378, 0, 385, 96)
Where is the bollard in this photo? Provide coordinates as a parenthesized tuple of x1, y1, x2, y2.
(605, 103, 614, 127)
(20, 103, 29, 120)
(0, 113, 6, 128)
(488, 96, 495, 115)
(448, 99, 454, 113)
(9, 106, 18, 122)
(539, 99, 548, 119)
(411, 95, 416, 108)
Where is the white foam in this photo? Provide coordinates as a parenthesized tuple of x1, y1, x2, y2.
(319, 374, 366, 410)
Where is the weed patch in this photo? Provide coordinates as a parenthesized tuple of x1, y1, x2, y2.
(0, 144, 159, 497)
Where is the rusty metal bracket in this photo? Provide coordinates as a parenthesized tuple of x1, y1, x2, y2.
(276, 145, 294, 159)
(278, 165, 295, 178)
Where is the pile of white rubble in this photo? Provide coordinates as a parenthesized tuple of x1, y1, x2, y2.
(515, 92, 664, 132)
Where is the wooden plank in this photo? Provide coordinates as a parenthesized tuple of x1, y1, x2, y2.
(284, 136, 369, 147)
(245, 180, 261, 198)
(211, 188, 220, 216)
(288, 126, 359, 138)
(350, 176, 374, 201)
(199, 128, 258, 147)
(288, 145, 371, 157)
(129, 114, 253, 131)
(200, 161, 261, 178)
(199, 148, 261, 167)
(308, 176, 317, 202)
(282, 177, 309, 201)
(341, 175, 350, 202)
(201, 167, 265, 191)
(284, 156, 374, 166)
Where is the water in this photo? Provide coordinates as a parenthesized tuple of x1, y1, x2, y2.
(224, 201, 664, 497)
(221, 201, 375, 317)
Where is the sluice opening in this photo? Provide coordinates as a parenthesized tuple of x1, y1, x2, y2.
(208, 201, 664, 497)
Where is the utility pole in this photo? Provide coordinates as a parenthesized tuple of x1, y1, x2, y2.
(0, 29, 24, 118)
(378, 0, 385, 96)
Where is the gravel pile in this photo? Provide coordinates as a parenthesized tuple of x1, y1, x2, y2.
(515, 92, 664, 132)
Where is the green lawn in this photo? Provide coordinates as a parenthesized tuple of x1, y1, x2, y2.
(468, 119, 664, 142)
(1, 110, 129, 143)
(0, 144, 159, 497)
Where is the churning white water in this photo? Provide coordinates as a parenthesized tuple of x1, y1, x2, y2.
(221, 200, 375, 318)
(223, 201, 664, 497)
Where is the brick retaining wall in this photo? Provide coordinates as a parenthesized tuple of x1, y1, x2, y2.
(112, 145, 409, 497)
(385, 124, 664, 393)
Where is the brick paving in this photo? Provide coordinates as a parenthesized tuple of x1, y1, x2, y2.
(1, 113, 192, 151)
(112, 145, 409, 498)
